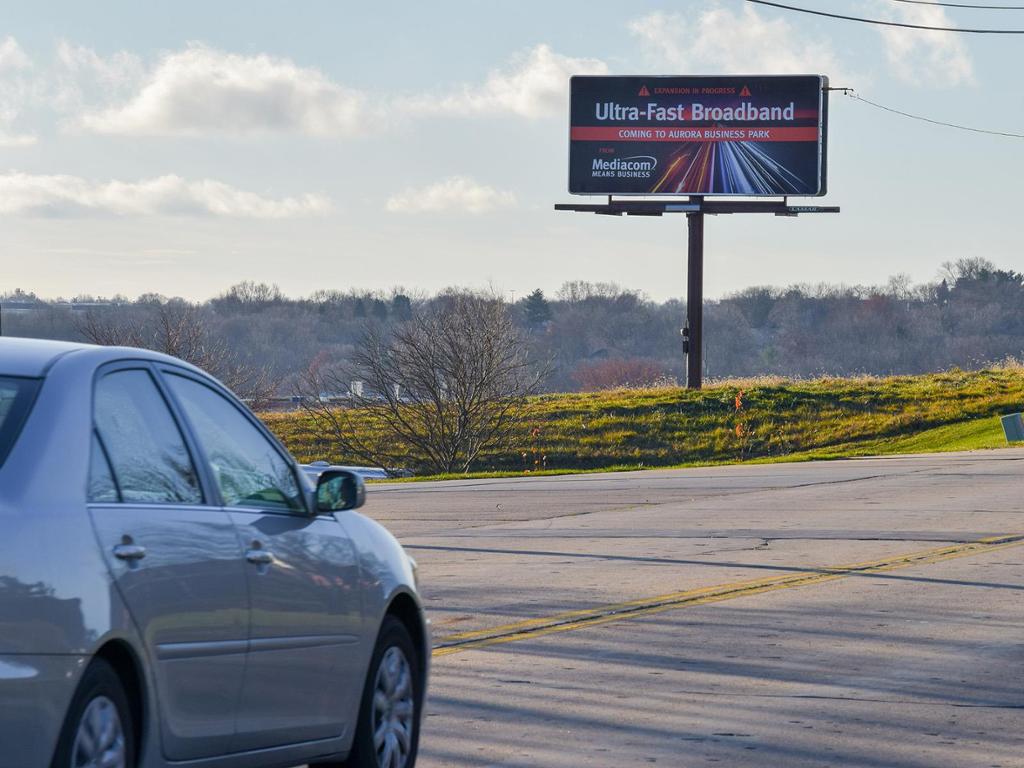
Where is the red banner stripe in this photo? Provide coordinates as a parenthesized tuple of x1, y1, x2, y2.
(570, 126, 821, 143)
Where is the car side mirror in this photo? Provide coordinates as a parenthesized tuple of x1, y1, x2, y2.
(315, 470, 366, 512)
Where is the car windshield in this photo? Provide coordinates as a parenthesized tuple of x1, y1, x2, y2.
(0, 376, 40, 467)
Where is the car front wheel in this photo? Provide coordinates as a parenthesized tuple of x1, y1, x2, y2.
(318, 615, 422, 768)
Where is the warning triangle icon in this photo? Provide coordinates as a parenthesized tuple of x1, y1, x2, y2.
(638, 85, 650, 97)
(740, 85, 752, 97)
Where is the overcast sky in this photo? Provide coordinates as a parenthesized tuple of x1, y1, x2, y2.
(1, 0, 1021, 301)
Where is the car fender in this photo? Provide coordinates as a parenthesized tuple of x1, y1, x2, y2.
(336, 511, 428, 653)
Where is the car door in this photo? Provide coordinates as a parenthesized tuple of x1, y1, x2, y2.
(87, 364, 250, 761)
(160, 368, 365, 752)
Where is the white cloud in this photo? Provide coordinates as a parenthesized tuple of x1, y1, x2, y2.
(628, 7, 844, 78)
(386, 176, 516, 215)
(77, 43, 369, 136)
(0, 172, 331, 217)
(875, 3, 973, 87)
(0, 36, 37, 147)
(0, 131, 36, 147)
(67, 41, 603, 135)
(416, 44, 608, 120)
(0, 36, 30, 72)
(53, 40, 145, 113)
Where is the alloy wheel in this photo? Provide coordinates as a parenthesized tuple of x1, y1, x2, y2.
(71, 695, 127, 768)
(372, 646, 415, 768)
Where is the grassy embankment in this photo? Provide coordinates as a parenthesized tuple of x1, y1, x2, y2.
(262, 367, 1024, 480)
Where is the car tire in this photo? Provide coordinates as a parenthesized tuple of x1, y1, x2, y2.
(50, 657, 135, 768)
(317, 615, 422, 768)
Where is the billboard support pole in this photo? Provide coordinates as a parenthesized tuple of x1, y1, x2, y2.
(686, 201, 705, 390)
(555, 198, 840, 388)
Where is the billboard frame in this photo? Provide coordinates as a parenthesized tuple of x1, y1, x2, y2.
(567, 74, 830, 198)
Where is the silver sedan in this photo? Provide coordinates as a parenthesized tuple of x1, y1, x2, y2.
(0, 337, 429, 768)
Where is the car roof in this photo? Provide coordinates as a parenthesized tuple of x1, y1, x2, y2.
(0, 337, 92, 377)
(0, 336, 204, 378)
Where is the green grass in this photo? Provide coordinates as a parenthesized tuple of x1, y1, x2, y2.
(262, 367, 1024, 481)
(804, 416, 1008, 457)
(369, 419, 1011, 483)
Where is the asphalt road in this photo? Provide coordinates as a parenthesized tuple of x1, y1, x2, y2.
(369, 450, 1024, 768)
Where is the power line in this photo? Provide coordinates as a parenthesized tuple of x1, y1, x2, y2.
(891, 0, 1024, 8)
(744, 0, 1024, 31)
(844, 91, 1024, 139)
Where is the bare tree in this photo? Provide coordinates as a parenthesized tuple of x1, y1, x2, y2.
(77, 306, 145, 348)
(78, 301, 274, 408)
(302, 291, 547, 475)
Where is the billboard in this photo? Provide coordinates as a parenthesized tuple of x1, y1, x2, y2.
(569, 75, 829, 197)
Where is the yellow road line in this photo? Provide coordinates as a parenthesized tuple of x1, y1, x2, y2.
(432, 533, 1024, 658)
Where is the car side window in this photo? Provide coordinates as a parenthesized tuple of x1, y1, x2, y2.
(93, 369, 203, 504)
(88, 433, 120, 503)
(165, 374, 304, 513)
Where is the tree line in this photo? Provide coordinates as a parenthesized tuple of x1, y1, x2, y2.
(3, 258, 1024, 396)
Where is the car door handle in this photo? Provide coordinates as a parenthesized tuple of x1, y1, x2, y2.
(245, 549, 274, 565)
(113, 543, 147, 561)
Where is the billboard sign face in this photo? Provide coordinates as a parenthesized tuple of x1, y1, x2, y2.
(569, 75, 829, 197)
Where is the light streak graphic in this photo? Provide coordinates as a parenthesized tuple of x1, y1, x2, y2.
(641, 129, 808, 194)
